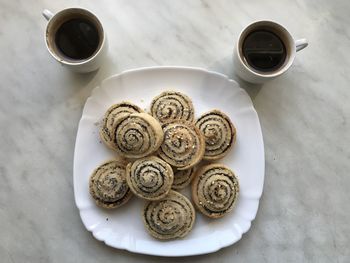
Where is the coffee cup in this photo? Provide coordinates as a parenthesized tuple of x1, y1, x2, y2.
(42, 8, 108, 73)
(233, 20, 308, 84)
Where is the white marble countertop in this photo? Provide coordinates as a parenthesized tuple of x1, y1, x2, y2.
(1, 0, 349, 262)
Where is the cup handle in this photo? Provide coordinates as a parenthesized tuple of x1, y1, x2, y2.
(42, 9, 54, 21)
(295, 38, 308, 52)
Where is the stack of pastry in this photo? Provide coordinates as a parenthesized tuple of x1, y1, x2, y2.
(88, 91, 240, 240)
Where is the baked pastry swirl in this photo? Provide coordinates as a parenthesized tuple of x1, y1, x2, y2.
(192, 164, 239, 218)
(195, 110, 236, 160)
(111, 113, 164, 159)
(159, 122, 205, 170)
(143, 190, 195, 239)
(126, 156, 174, 200)
(172, 167, 196, 190)
(150, 91, 195, 124)
(100, 102, 143, 148)
(89, 160, 132, 209)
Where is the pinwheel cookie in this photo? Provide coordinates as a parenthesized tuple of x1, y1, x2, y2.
(100, 102, 143, 149)
(126, 156, 173, 200)
(150, 91, 195, 124)
(111, 113, 164, 159)
(196, 110, 236, 160)
(159, 121, 205, 170)
(89, 159, 132, 209)
(192, 164, 239, 218)
(143, 190, 195, 240)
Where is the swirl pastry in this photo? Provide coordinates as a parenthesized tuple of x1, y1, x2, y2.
(191, 164, 239, 218)
(143, 190, 195, 240)
(89, 160, 132, 209)
(100, 102, 143, 148)
(111, 113, 164, 159)
(150, 91, 195, 124)
(126, 156, 174, 200)
(159, 122, 205, 170)
(195, 110, 236, 160)
(172, 167, 196, 190)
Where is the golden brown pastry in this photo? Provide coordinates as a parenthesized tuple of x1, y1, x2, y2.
(159, 122, 205, 170)
(143, 190, 195, 239)
(195, 109, 236, 160)
(172, 167, 196, 190)
(89, 159, 132, 209)
(111, 113, 164, 159)
(192, 163, 239, 218)
(126, 156, 173, 200)
(150, 91, 195, 124)
(100, 102, 143, 149)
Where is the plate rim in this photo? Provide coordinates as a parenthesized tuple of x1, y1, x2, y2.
(73, 66, 265, 256)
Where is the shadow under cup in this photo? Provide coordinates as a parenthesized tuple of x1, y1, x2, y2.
(238, 21, 296, 77)
(45, 8, 104, 64)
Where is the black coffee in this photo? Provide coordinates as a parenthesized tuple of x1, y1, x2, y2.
(55, 18, 99, 60)
(242, 30, 286, 72)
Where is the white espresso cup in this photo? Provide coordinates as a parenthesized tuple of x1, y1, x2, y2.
(233, 20, 308, 84)
(42, 8, 108, 73)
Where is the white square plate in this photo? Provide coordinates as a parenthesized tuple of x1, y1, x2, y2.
(74, 67, 265, 256)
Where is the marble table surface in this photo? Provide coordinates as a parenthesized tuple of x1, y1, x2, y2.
(1, 0, 349, 262)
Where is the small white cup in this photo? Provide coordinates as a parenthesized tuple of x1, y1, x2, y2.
(42, 8, 108, 73)
(233, 20, 308, 84)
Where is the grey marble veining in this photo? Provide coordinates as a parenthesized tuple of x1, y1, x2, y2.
(0, 0, 349, 262)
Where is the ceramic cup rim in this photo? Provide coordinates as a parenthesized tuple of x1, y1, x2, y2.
(44, 7, 105, 66)
(236, 20, 296, 78)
